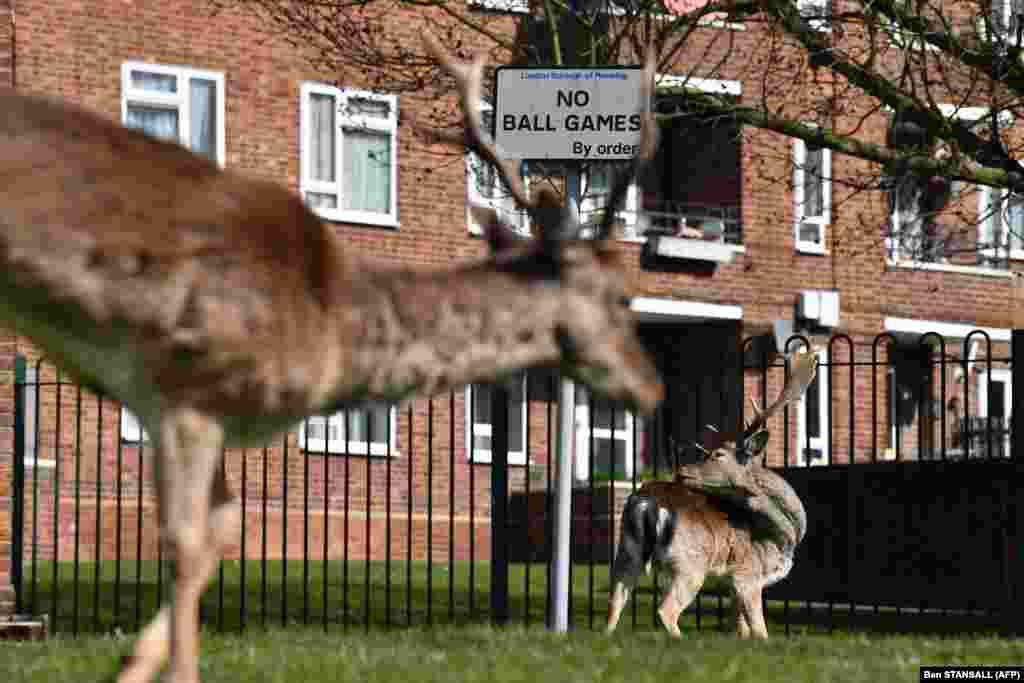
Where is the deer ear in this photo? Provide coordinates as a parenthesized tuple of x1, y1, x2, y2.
(472, 205, 524, 254)
(744, 430, 770, 457)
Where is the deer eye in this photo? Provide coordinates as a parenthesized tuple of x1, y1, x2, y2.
(618, 295, 631, 308)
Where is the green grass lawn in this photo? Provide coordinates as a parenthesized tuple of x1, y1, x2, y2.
(6, 625, 1024, 683)
(19, 559, 734, 634)
(15, 559, 1012, 639)
(8, 560, 1023, 682)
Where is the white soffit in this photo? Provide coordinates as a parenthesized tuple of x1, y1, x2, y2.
(631, 297, 743, 323)
(884, 317, 1010, 343)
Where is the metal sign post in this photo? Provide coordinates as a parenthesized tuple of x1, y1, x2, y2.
(493, 65, 644, 633)
(550, 173, 582, 634)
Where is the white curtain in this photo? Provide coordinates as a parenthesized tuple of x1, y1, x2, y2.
(189, 78, 217, 161)
(803, 148, 825, 218)
(309, 93, 336, 182)
(343, 129, 390, 214)
(126, 105, 179, 142)
(126, 70, 179, 142)
(343, 404, 390, 444)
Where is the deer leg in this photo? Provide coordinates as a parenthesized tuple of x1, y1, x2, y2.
(657, 571, 702, 639)
(118, 460, 238, 683)
(117, 410, 224, 683)
(734, 583, 768, 640)
(733, 586, 751, 639)
(605, 582, 631, 634)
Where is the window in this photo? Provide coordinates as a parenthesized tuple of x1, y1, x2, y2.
(796, 349, 829, 465)
(990, 0, 1024, 42)
(121, 407, 150, 443)
(297, 403, 398, 456)
(573, 386, 635, 481)
(121, 62, 225, 167)
(19, 365, 55, 468)
(797, 0, 831, 31)
(887, 343, 933, 457)
(578, 163, 639, 238)
(300, 84, 399, 228)
(979, 187, 1024, 266)
(466, 104, 530, 236)
(887, 174, 945, 264)
(793, 138, 831, 253)
(887, 106, 1014, 268)
(639, 75, 744, 246)
(466, 373, 528, 465)
(976, 368, 1011, 458)
(469, 0, 529, 12)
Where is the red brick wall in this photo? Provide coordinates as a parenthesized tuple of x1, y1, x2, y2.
(2, 0, 1023, 597)
(0, 0, 15, 616)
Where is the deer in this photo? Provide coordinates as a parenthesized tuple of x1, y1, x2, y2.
(0, 34, 662, 683)
(605, 349, 817, 640)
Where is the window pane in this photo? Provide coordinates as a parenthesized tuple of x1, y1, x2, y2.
(799, 221, 823, 244)
(472, 385, 492, 424)
(130, 70, 177, 93)
(805, 371, 821, 439)
(343, 129, 391, 214)
(471, 377, 525, 452)
(310, 93, 336, 182)
(189, 78, 217, 160)
(345, 403, 390, 443)
(803, 148, 824, 218)
(1007, 194, 1024, 250)
(125, 105, 180, 142)
(305, 192, 338, 209)
(989, 380, 1007, 419)
(347, 98, 390, 119)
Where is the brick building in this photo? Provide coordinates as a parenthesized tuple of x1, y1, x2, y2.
(0, 0, 1018, 616)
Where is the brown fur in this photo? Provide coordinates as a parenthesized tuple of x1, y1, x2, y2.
(605, 463, 804, 640)
(0, 40, 662, 682)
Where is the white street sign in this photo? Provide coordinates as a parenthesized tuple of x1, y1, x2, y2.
(494, 66, 646, 160)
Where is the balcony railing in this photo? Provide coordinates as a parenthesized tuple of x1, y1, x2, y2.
(582, 200, 743, 245)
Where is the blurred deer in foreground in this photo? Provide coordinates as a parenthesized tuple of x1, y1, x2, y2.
(606, 350, 817, 639)
(0, 35, 662, 683)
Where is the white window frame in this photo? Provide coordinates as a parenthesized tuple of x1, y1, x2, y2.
(465, 375, 529, 465)
(572, 387, 635, 482)
(792, 136, 831, 254)
(299, 83, 400, 229)
(466, 102, 530, 237)
(979, 186, 1024, 262)
(20, 365, 55, 468)
(297, 405, 400, 457)
(120, 61, 226, 168)
(978, 368, 1012, 419)
(796, 348, 829, 465)
(468, 0, 529, 13)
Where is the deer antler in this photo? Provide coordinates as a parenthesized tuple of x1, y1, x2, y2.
(422, 33, 535, 213)
(422, 34, 660, 240)
(741, 347, 818, 443)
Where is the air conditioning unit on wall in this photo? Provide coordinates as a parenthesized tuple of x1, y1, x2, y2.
(798, 290, 840, 328)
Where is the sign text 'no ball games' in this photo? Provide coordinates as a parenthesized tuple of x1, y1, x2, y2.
(494, 67, 646, 160)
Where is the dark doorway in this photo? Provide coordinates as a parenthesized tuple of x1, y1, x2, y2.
(638, 321, 743, 473)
